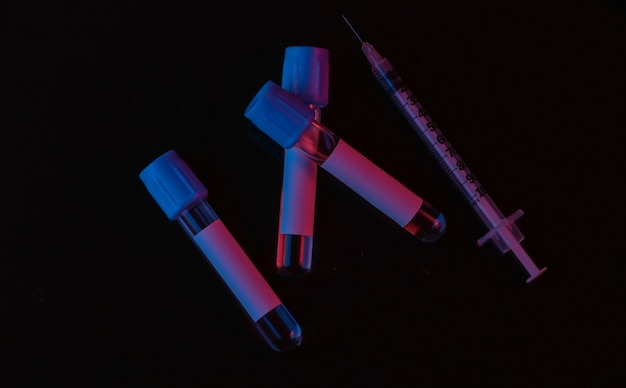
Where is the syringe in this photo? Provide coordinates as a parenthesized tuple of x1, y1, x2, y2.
(342, 16, 547, 283)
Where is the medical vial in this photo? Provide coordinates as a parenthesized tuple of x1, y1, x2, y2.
(139, 150, 302, 351)
(244, 81, 446, 242)
(276, 46, 329, 278)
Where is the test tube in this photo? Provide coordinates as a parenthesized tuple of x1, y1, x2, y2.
(277, 46, 329, 278)
(245, 81, 446, 242)
(139, 150, 302, 352)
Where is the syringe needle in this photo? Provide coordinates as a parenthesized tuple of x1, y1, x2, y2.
(341, 16, 384, 67)
(341, 15, 364, 44)
(344, 22, 547, 282)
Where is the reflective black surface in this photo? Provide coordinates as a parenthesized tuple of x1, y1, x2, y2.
(3, 0, 624, 386)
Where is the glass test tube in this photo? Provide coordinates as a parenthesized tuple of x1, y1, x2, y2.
(245, 81, 446, 242)
(139, 150, 302, 352)
(277, 46, 329, 278)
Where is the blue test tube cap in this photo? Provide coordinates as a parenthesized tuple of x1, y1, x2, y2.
(139, 150, 208, 220)
(282, 46, 329, 107)
(244, 80, 315, 149)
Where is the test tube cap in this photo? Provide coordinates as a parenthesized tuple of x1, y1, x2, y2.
(139, 150, 208, 220)
(282, 46, 329, 107)
(244, 80, 315, 149)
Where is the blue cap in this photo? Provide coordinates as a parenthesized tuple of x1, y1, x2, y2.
(282, 46, 329, 107)
(139, 150, 208, 220)
(244, 80, 315, 149)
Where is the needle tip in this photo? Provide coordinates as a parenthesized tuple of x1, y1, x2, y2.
(341, 15, 364, 44)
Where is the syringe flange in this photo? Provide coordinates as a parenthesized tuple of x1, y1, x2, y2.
(477, 209, 546, 283)
(477, 209, 525, 251)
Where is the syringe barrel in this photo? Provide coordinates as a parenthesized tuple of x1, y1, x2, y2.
(245, 81, 446, 242)
(139, 150, 302, 352)
(368, 58, 527, 249)
(364, 50, 546, 280)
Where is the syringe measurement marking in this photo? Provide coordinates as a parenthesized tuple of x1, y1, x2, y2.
(344, 15, 546, 281)
(371, 68, 487, 202)
(343, 23, 489, 206)
(387, 80, 488, 204)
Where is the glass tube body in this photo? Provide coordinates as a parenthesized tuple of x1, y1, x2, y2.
(294, 120, 446, 242)
(178, 200, 302, 351)
(276, 106, 321, 277)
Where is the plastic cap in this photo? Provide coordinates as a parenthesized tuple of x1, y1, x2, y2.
(282, 46, 329, 107)
(244, 80, 315, 149)
(139, 150, 208, 220)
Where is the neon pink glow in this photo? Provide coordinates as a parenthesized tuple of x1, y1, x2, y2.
(321, 140, 424, 227)
(279, 147, 318, 235)
(193, 220, 281, 321)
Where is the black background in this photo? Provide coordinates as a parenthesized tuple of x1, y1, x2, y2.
(3, 0, 625, 386)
